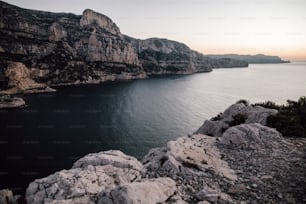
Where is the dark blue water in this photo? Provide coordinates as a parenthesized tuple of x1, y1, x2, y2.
(1, 62, 306, 194)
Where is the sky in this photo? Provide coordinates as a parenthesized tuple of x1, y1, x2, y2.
(5, 0, 306, 60)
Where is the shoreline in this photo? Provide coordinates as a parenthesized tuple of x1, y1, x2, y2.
(1, 99, 305, 203)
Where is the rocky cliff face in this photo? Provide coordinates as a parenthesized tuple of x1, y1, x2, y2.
(127, 37, 213, 75)
(0, 1, 248, 94)
(0, 1, 144, 90)
(128, 37, 248, 75)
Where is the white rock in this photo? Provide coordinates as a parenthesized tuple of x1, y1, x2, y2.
(196, 120, 228, 137)
(26, 164, 141, 204)
(220, 123, 282, 150)
(196, 103, 278, 137)
(73, 150, 143, 172)
(0, 189, 14, 204)
(245, 106, 277, 125)
(97, 177, 176, 204)
(143, 134, 237, 181)
(222, 103, 246, 122)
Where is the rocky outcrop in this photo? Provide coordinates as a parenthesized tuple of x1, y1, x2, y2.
(0, 1, 248, 94)
(8, 102, 301, 203)
(0, 94, 25, 109)
(72, 150, 143, 172)
(220, 123, 283, 150)
(26, 150, 144, 204)
(1, 62, 55, 94)
(0, 189, 24, 204)
(97, 178, 176, 204)
(142, 134, 237, 202)
(196, 102, 278, 137)
(0, 189, 14, 204)
(128, 37, 248, 75)
(80, 9, 121, 36)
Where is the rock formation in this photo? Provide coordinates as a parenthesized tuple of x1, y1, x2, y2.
(196, 102, 278, 137)
(18, 102, 306, 203)
(0, 94, 25, 108)
(127, 37, 248, 75)
(0, 1, 248, 95)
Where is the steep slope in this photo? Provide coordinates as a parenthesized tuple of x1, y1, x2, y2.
(128, 37, 248, 75)
(0, 1, 144, 90)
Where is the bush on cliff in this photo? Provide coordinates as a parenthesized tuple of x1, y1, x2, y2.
(229, 113, 248, 127)
(261, 96, 306, 137)
(254, 101, 281, 110)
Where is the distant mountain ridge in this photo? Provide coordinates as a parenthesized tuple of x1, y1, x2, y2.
(207, 54, 290, 64)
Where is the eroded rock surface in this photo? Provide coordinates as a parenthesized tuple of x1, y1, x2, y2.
(196, 102, 278, 137)
(97, 177, 176, 204)
(142, 134, 237, 202)
(72, 150, 143, 172)
(1, 62, 55, 94)
(10, 103, 305, 204)
(26, 151, 143, 204)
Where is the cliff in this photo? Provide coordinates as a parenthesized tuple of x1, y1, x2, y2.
(207, 54, 290, 64)
(1, 101, 305, 204)
(127, 37, 247, 75)
(0, 1, 144, 91)
(0, 1, 248, 94)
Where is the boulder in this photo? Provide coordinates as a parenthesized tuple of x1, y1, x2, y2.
(143, 134, 237, 181)
(196, 103, 278, 137)
(0, 189, 14, 204)
(73, 150, 143, 172)
(244, 106, 278, 125)
(97, 177, 176, 204)
(220, 123, 282, 150)
(222, 103, 247, 122)
(26, 150, 145, 204)
(196, 120, 228, 137)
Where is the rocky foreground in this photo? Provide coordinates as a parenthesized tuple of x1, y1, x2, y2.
(1, 102, 305, 204)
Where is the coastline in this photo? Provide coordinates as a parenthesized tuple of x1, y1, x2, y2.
(1, 99, 305, 203)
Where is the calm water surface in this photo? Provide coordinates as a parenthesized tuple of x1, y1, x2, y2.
(0, 62, 306, 193)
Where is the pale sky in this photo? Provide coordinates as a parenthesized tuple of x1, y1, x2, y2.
(5, 0, 306, 60)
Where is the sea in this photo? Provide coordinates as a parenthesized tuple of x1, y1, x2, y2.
(0, 62, 305, 194)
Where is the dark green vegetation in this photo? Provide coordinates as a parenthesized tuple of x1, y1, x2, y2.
(228, 113, 248, 127)
(254, 97, 306, 137)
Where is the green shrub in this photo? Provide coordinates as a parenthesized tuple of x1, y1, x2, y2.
(266, 96, 306, 137)
(254, 101, 281, 110)
(229, 113, 248, 127)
